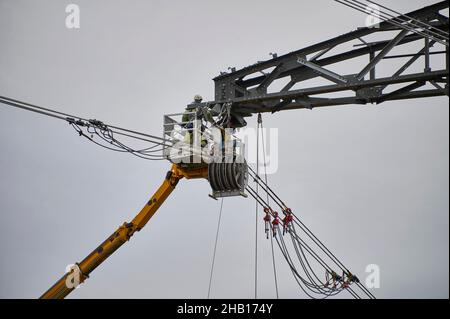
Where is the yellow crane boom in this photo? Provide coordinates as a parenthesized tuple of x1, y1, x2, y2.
(40, 164, 208, 299)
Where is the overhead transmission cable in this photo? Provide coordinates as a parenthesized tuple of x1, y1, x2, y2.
(254, 114, 260, 299)
(0, 95, 170, 160)
(339, 0, 449, 43)
(365, 0, 449, 38)
(207, 198, 224, 299)
(246, 167, 376, 299)
(246, 172, 375, 299)
(335, 0, 449, 46)
(258, 114, 279, 299)
(246, 184, 364, 299)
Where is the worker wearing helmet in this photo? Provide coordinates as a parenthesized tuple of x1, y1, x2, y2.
(182, 95, 213, 148)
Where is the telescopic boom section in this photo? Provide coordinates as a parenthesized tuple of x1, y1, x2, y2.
(40, 164, 208, 299)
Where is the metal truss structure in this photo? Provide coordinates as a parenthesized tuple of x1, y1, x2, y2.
(199, 1, 448, 127)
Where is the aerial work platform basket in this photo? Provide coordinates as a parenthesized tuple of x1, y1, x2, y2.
(163, 111, 247, 198)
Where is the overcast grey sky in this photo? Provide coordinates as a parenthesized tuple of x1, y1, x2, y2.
(0, 0, 448, 299)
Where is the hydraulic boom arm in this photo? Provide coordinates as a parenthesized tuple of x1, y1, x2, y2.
(40, 164, 208, 299)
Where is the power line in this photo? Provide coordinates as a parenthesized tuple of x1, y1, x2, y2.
(0, 95, 170, 160)
(0, 97, 68, 121)
(254, 114, 260, 299)
(0, 96, 168, 142)
(335, 0, 449, 46)
(71, 122, 167, 160)
(207, 199, 224, 299)
(259, 114, 279, 299)
(247, 185, 362, 298)
(246, 169, 376, 299)
(366, 0, 449, 37)
(336, 0, 448, 45)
